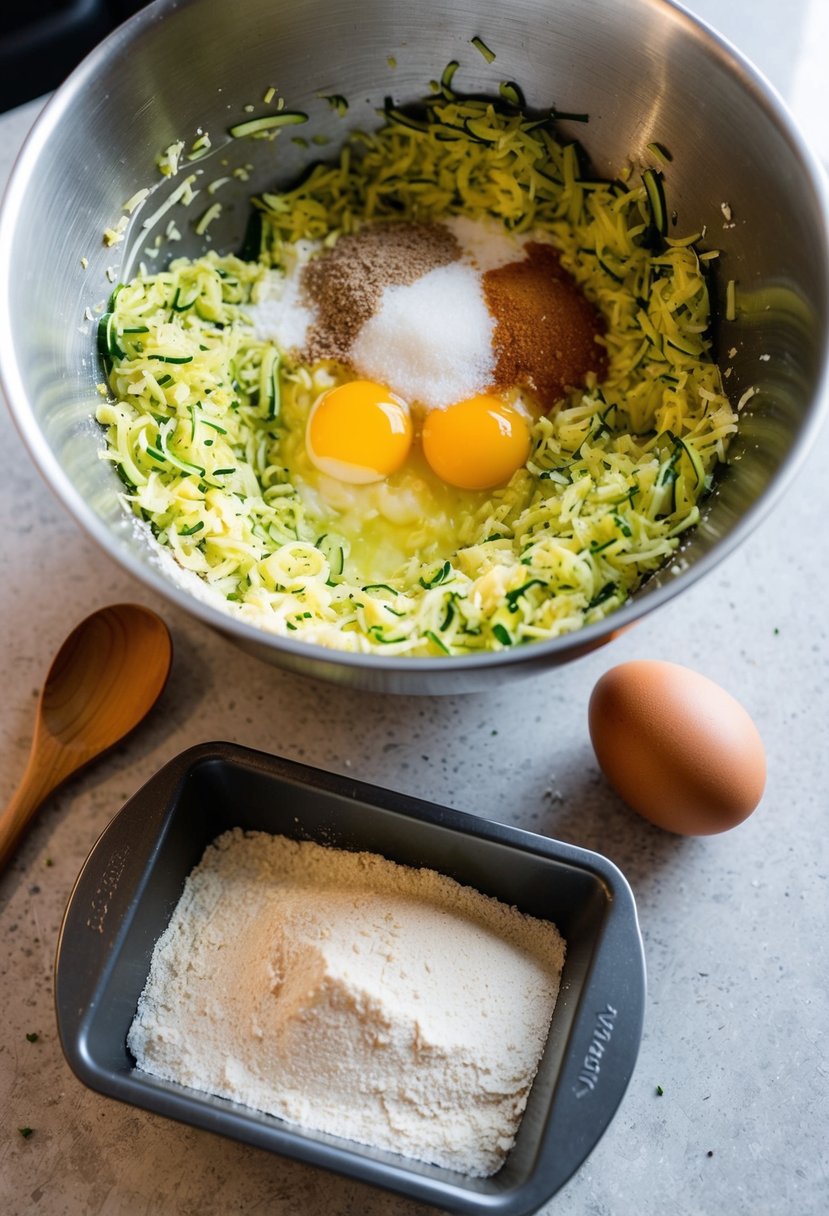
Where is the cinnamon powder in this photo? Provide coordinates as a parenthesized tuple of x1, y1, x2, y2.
(483, 242, 607, 410)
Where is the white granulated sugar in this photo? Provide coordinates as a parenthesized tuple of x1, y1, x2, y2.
(349, 261, 496, 409)
(128, 829, 565, 1177)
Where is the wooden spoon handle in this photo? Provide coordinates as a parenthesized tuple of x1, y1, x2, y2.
(0, 734, 69, 872)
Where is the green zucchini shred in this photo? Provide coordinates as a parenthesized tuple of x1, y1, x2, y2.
(470, 35, 496, 63)
(229, 112, 309, 138)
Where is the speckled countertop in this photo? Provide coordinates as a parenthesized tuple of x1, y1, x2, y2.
(1, 2, 828, 1213)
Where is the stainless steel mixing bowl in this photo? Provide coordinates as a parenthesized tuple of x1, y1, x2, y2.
(1, 0, 827, 693)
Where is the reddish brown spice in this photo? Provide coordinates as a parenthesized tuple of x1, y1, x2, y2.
(483, 242, 607, 411)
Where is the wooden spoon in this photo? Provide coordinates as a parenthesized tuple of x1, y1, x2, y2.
(0, 603, 173, 872)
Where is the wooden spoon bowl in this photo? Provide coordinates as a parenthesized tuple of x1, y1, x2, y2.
(0, 603, 172, 871)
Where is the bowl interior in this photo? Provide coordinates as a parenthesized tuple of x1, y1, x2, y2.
(55, 743, 645, 1214)
(2, 0, 827, 689)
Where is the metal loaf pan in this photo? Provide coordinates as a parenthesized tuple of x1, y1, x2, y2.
(55, 742, 646, 1215)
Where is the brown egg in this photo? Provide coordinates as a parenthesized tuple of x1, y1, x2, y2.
(588, 660, 766, 835)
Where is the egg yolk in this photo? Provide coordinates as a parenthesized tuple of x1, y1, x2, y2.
(306, 380, 413, 484)
(421, 395, 531, 491)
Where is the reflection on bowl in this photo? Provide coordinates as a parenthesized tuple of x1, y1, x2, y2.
(1, 0, 827, 692)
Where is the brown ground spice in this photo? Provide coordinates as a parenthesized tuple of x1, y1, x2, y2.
(300, 222, 461, 364)
(483, 243, 607, 410)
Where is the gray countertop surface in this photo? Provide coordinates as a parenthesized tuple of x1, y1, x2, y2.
(1, 2, 827, 1213)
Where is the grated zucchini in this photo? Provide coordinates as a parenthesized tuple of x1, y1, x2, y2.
(95, 92, 738, 657)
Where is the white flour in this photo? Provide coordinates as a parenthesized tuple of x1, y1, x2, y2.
(127, 829, 566, 1176)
